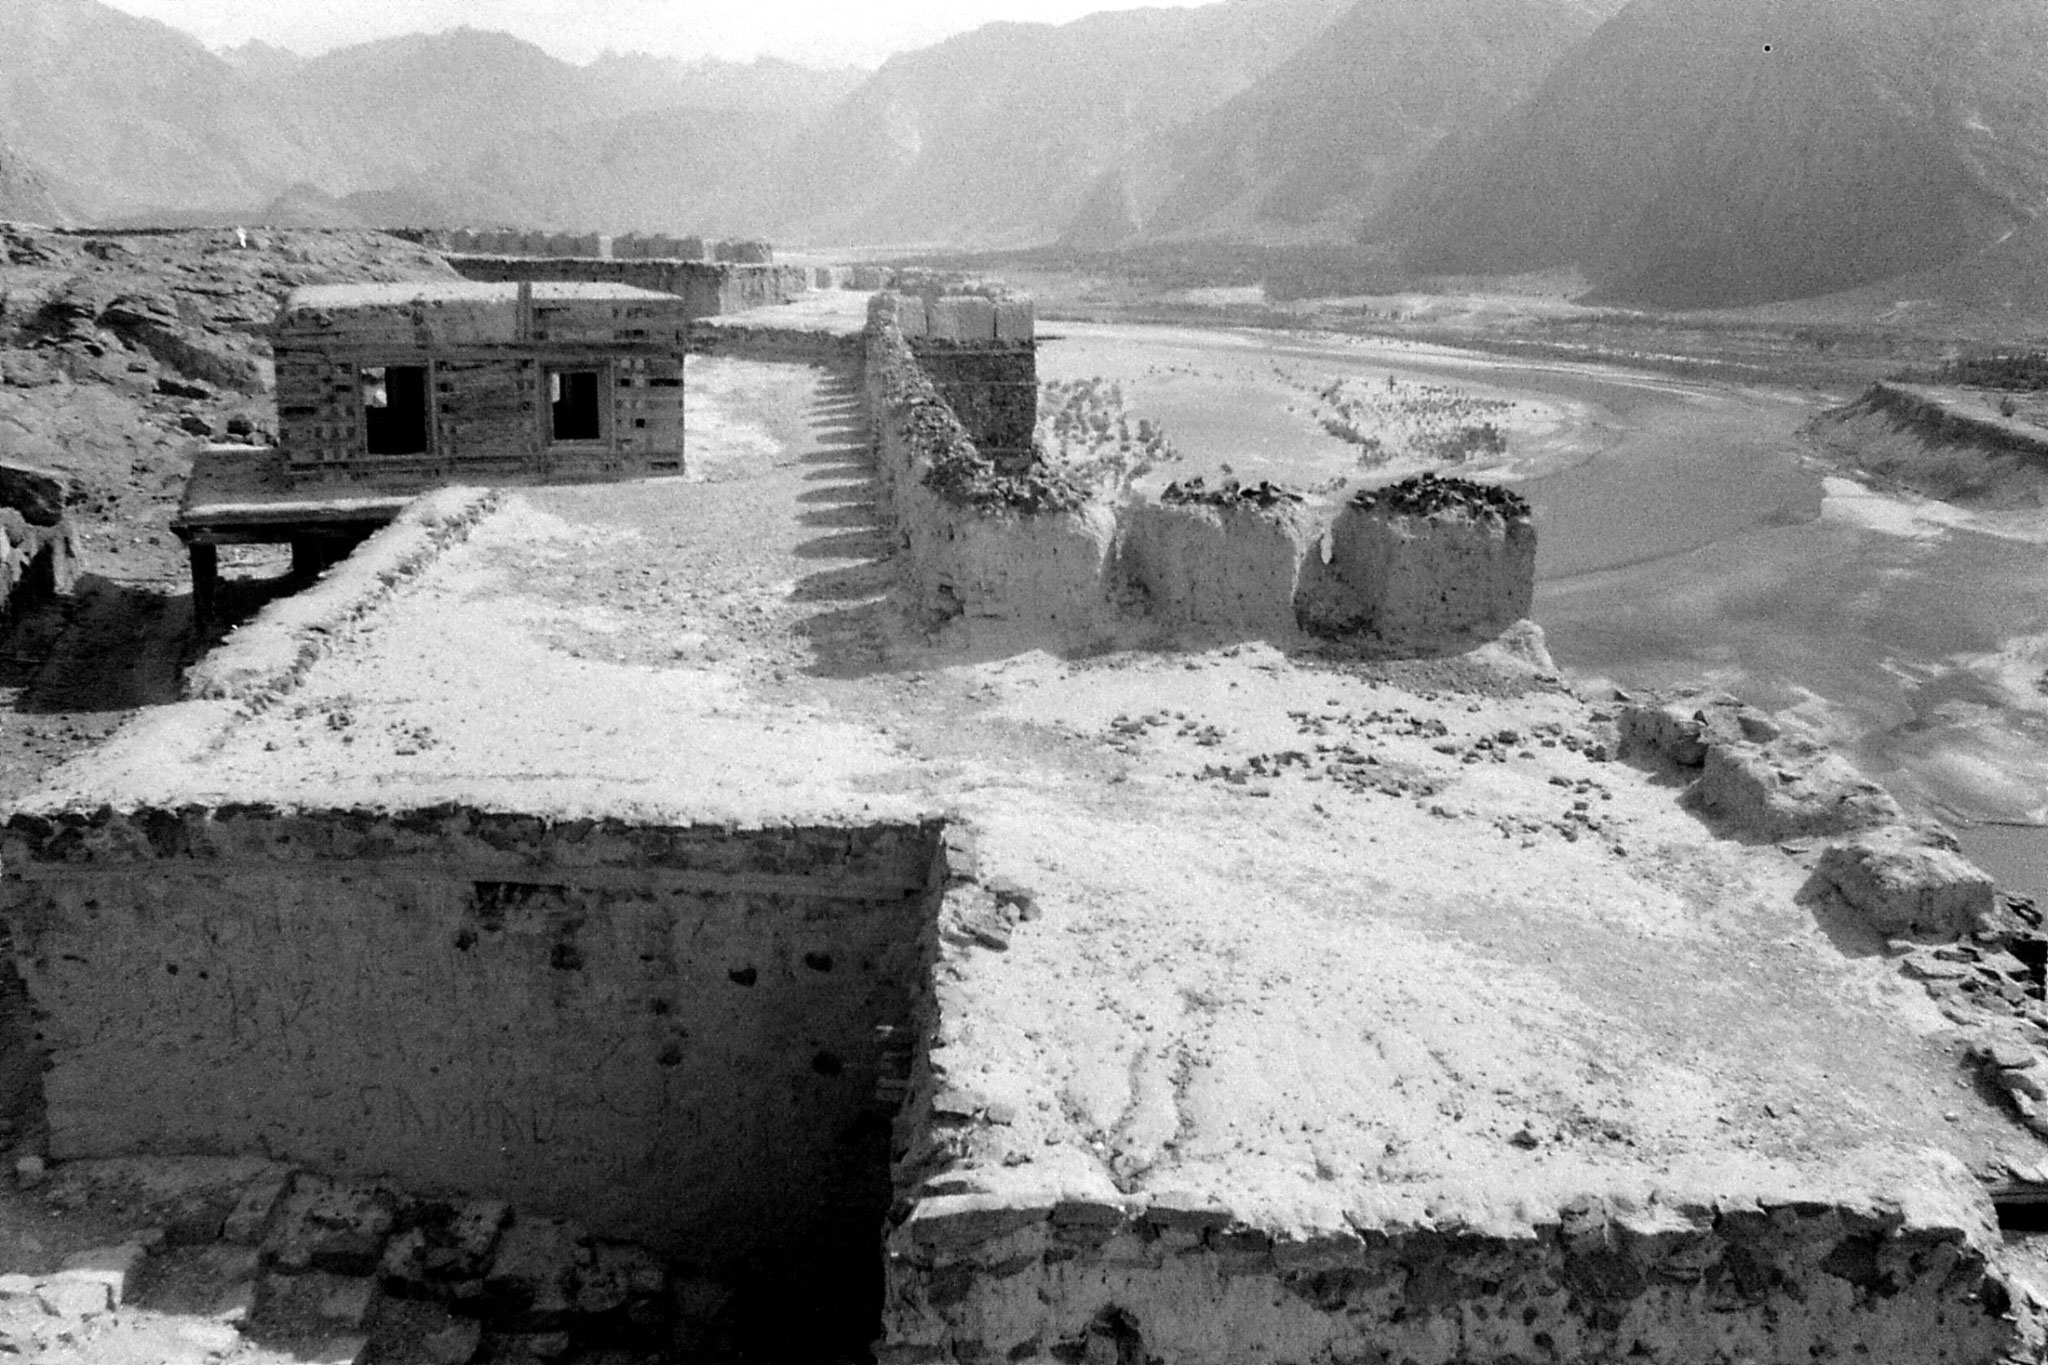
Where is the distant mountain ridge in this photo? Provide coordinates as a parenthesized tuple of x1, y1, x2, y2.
(8, 0, 2048, 317)
(752, 0, 1357, 248)
(1063, 0, 1625, 247)
(0, 0, 863, 230)
(1382, 0, 2048, 307)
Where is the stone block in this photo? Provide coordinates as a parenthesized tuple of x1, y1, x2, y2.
(900, 1193, 1050, 1257)
(213, 1279, 256, 1323)
(1818, 832, 1997, 938)
(0, 463, 69, 528)
(424, 1319, 485, 1365)
(896, 295, 928, 338)
(265, 1173, 397, 1275)
(924, 297, 996, 342)
(200, 1244, 262, 1282)
(993, 299, 1034, 342)
(306, 1335, 370, 1365)
(483, 1214, 587, 1324)
(174, 1320, 243, 1356)
(56, 1243, 147, 1306)
(574, 1239, 667, 1316)
(260, 1270, 379, 1329)
(1306, 493, 1536, 647)
(1120, 498, 1319, 637)
(1619, 691, 1778, 768)
(35, 1277, 110, 1319)
(1693, 740, 1903, 841)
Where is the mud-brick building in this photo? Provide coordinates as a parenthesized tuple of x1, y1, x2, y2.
(272, 280, 691, 483)
(174, 280, 694, 624)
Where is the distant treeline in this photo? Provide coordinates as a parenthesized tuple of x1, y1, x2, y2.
(1930, 350, 2048, 391)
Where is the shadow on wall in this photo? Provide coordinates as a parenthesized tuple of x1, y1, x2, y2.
(0, 810, 951, 1361)
(790, 372, 900, 679)
(2, 562, 328, 719)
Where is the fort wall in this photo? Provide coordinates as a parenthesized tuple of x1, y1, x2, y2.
(878, 1178, 2018, 1365)
(862, 295, 1539, 649)
(865, 304, 1112, 626)
(444, 257, 809, 321)
(0, 806, 942, 1277)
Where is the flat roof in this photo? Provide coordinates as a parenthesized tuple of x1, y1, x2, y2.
(22, 355, 2048, 1259)
(284, 280, 684, 313)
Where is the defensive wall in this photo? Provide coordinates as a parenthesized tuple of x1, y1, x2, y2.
(862, 291, 1535, 648)
(445, 256, 811, 323)
(394, 229, 774, 264)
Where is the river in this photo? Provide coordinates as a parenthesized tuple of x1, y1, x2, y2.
(1039, 320, 2048, 903)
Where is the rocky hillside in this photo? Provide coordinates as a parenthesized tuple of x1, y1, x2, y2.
(0, 227, 453, 571)
(646, 0, 1356, 248)
(1063, 0, 1622, 247)
(1383, 0, 2048, 307)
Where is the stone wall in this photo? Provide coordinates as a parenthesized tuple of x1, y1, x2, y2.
(864, 304, 1111, 627)
(0, 806, 942, 1282)
(445, 257, 808, 320)
(894, 292, 1037, 471)
(874, 835, 2029, 1364)
(417, 231, 773, 264)
(1118, 497, 1318, 634)
(878, 1182, 2021, 1364)
(1302, 478, 1537, 648)
(858, 297, 1540, 651)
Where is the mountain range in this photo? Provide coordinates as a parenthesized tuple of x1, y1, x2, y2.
(1061, 0, 1623, 248)
(4, 0, 2048, 310)
(1383, 0, 2048, 307)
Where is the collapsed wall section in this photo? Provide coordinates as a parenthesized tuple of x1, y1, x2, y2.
(0, 806, 942, 1282)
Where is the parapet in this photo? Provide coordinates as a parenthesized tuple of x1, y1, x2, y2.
(445, 256, 810, 322)
(420, 229, 772, 265)
(860, 295, 1541, 652)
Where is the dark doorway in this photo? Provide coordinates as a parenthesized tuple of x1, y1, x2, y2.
(362, 366, 430, 456)
(551, 369, 604, 442)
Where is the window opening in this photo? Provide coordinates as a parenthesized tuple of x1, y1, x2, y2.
(550, 369, 604, 442)
(361, 365, 430, 456)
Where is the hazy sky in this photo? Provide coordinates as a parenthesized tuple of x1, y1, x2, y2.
(97, 0, 1223, 68)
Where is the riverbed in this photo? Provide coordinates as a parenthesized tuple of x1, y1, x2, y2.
(1039, 320, 2048, 902)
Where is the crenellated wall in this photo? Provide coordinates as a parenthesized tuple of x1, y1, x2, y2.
(445, 256, 809, 321)
(859, 293, 1540, 651)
